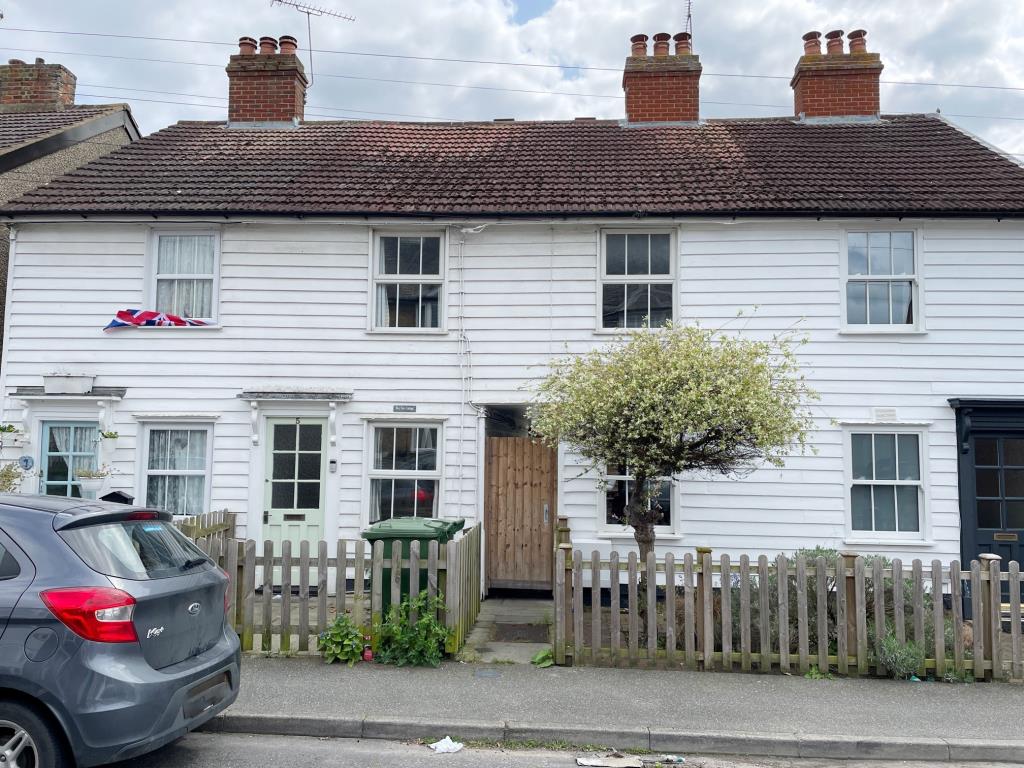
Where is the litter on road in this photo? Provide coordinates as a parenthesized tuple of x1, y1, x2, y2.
(576, 753, 643, 768)
(428, 736, 465, 753)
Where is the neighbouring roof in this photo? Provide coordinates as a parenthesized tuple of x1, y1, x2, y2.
(3, 113, 1024, 218)
(0, 104, 140, 173)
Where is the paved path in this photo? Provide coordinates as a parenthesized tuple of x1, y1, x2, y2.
(205, 656, 1024, 762)
(115, 733, 988, 768)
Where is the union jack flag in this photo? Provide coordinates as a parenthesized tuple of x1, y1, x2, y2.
(104, 309, 208, 330)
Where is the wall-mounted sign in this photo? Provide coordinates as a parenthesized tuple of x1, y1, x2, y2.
(18, 455, 33, 471)
(393, 405, 417, 413)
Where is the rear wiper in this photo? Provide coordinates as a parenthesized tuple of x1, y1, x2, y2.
(179, 557, 208, 572)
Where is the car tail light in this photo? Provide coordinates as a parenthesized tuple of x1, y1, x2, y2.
(41, 587, 138, 643)
(126, 511, 158, 520)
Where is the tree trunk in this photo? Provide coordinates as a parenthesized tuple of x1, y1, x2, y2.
(628, 477, 657, 647)
(626, 473, 657, 565)
(633, 519, 656, 567)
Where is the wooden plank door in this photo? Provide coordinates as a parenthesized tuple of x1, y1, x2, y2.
(485, 436, 556, 590)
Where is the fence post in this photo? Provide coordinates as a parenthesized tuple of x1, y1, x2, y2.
(695, 546, 712, 659)
(554, 547, 567, 665)
(554, 516, 571, 586)
(980, 553, 1002, 680)
(559, 542, 574, 661)
(839, 551, 858, 668)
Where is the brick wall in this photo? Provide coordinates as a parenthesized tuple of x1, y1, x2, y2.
(226, 54, 308, 123)
(0, 59, 76, 110)
(623, 56, 702, 123)
(791, 53, 883, 117)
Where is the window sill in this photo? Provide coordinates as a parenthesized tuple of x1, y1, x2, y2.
(843, 538, 935, 548)
(129, 324, 221, 331)
(593, 532, 684, 542)
(593, 326, 673, 336)
(838, 328, 927, 337)
(365, 329, 449, 336)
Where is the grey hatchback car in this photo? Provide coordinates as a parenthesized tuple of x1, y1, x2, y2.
(0, 494, 240, 767)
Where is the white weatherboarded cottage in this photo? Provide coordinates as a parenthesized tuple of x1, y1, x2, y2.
(2, 28, 1024, 591)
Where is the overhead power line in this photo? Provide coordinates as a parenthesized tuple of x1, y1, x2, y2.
(0, 47, 621, 99)
(4, 26, 1024, 93)
(30, 47, 1024, 125)
(76, 83, 796, 117)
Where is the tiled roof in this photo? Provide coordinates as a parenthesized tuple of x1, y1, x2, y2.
(4, 113, 1024, 217)
(0, 105, 126, 155)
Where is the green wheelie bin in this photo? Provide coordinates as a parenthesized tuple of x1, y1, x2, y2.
(362, 517, 465, 615)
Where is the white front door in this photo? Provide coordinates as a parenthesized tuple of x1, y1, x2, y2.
(263, 417, 327, 548)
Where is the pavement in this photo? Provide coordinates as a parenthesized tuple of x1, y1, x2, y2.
(112, 732, 999, 768)
(204, 655, 1024, 763)
(461, 596, 553, 664)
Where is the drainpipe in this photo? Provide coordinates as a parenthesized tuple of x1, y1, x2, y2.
(452, 225, 488, 524)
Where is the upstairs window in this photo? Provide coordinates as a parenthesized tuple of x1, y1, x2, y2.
(849, 431, 922, 535)
(601, 232, 674, 329)
(153, 233, 218, 322)
(374, 235, 443, 330)
(845, 232, 918, 329)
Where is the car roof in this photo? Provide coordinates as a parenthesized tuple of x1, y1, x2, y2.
(0, 493, 151, 517)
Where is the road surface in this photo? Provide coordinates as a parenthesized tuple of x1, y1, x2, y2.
(112, 732, 980, 768)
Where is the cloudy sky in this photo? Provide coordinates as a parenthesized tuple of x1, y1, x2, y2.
(0, 0, 1021, 156)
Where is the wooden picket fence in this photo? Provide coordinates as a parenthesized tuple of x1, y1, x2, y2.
(554, 546, 1024, 681)
(172, 510, 236, 546)
(196, 524, 482, 656)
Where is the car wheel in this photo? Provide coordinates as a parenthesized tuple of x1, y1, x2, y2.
(0, 702, 65, 768)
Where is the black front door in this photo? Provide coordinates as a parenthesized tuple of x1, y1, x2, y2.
(963, 434, 1024, 565)
(954, 400, 1024, 565)
(952, 400, 1024, 616)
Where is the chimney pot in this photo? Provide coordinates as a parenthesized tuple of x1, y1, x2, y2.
(629, 34, 649, 57)
(673, 32, 692, 55)
(227, 35, 308, 123)
(7, 59, 23, 66)
(791, 25, 882, 118)
(623, 33, 701, 122)
(279, 35, 299, 55)
(34, 58, 45, 65)
(802, 31, 822, 55)
(825, 29, 844, 55)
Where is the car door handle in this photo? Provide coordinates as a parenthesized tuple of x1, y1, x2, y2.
(263, 511, 269, 524)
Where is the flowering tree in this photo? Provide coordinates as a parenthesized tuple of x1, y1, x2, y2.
(529, 324, 817, 563)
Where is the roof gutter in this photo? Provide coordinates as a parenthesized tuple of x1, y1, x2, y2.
(2, 207, 1024, 221)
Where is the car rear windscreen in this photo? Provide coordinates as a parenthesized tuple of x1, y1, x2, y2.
(60, 520, 209, 580)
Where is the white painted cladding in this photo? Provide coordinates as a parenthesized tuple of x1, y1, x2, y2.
(2, 218, 1022, 563)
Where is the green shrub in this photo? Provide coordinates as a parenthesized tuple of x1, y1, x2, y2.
(317, 615, 365, 666)
(879, 632, 925, 679)
(376, 591, 450, 667)
(531, 648, 555, 668)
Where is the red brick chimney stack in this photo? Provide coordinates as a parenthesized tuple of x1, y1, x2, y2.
(0, 58, 76, 111)
(226, 34, 308, 124)
(622, 31, 702, 123)
(791, 27, 884, 118)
